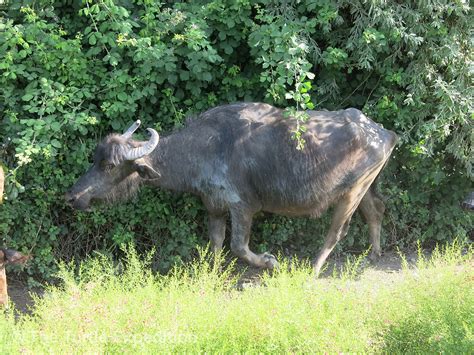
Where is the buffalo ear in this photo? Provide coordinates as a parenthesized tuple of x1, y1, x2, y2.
(135, 161, 161, 180)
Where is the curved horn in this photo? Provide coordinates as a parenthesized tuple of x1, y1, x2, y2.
(123, 128, 160, 161)
(122, 120, 141, 139)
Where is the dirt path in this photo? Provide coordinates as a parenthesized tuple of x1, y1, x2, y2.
(8, 280, 42, 314)
(235, 250, 420, 288)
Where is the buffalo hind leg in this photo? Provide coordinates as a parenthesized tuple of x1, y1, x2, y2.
(313, 199, 356, 276)
(313, 165, 385, 276)
(208, 214, 226, 252)
(358, 188, 385, 261)
(230, 207, 278, 269)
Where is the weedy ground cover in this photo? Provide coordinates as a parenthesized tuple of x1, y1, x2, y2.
(1, 241, 472, 353)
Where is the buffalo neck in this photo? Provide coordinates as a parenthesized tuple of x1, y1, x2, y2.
(148, 132, 201, 193)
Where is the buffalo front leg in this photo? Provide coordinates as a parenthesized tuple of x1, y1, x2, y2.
(208, 214, 226, 252)
(230, 207, 278, 269)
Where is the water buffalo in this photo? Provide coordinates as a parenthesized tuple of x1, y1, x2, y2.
(462, 191, 474, 211)
(66, 103, 398, 275)
(0, 168, 31, 307)
(0, 248, 29, 307)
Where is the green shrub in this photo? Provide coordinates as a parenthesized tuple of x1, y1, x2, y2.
(0, 1, 472, 281)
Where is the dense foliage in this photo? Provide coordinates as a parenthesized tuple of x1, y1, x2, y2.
(0, 0, 472, 281)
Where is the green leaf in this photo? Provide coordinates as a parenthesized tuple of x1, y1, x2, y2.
(180, 71, 190, 80)
(51, 139, 62, 148)
(89, 34, 97, 46)
(202, 72, 212, 82)
(117, 92, 128, 101)
(50, 122, 61, 131)
(111, 119, 122, 130)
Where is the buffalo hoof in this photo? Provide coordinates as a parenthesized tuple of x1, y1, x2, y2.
(368, 251, 381, 263)
(262, 252, 279, 269)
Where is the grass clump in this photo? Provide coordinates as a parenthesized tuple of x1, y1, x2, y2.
(0, 241, 472, 353)
(373, 241, 474, 352)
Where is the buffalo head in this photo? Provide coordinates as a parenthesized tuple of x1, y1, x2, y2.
(0, 248, 30, 307)
(0, 248, 30, 266)
(65, 121, 161, 210)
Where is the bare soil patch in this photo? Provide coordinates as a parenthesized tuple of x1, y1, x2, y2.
(7, 280, 43, 314)
(233, 249, 421, 289)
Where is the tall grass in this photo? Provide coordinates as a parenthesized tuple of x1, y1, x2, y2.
(1, 241, 472, 353)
